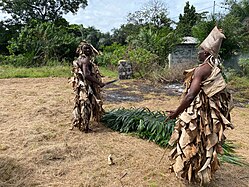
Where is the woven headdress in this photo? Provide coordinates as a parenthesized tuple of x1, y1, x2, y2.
(200, 26, 226, 58)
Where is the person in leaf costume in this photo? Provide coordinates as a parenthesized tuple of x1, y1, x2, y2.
(69, 41, 105, 132)
(167, 26, 234, 185)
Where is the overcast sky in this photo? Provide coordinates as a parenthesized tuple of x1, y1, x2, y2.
(0, 0, 227, 33)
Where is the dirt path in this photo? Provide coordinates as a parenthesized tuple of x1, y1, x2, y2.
(0, 77, 248, 187)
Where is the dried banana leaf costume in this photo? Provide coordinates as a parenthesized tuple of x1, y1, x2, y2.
(70, 42, 104, 131)
(169, 27, 234, 185)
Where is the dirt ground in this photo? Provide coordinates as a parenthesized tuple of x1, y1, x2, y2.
(0, 77, 249, 187)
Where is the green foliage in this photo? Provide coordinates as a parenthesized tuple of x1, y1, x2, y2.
(97, 43, 127, 67)
(238, 57, 249, 77)
(0, 21, 21, 55)
(219, 140, 248, 166)
(111, 24, 141, 45)
(192, 19, 217, 46)
(0, 22, 11, 54)
(98, 66, 118, 78)
(220, 14, 248, 56)
(2, 54, 36, 67)
(176, 1, 201, 37)
(227, 74, 249, 103)
(79, 26, 103, 49)
(128, 47, 159, 78)
(128, 27, 180, 66)
(0, 65, 71, 78)
(127, 0, 171, 28)
(124, 0, 180, 68)
(226, 0, 249, 23)
(192, 1, 249, 60)
(101, 107, 248, 166)
(147, 62, 196, 83)
(101, 107, 175, 147)
(7, 21, 80, 67)
(0, 65, 117, 79)
(98, 43, 159, 78)
(0, 0, 88, 23)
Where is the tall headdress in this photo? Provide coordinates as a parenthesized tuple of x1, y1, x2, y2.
(76, 41, 99, 56)
(200, 26, 226, 58)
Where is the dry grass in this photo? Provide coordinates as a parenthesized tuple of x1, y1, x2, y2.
(148, 62, 197, 83)
(0, 77, 249, 187)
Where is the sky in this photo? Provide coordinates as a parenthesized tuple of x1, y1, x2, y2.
(0, 0, 227, 33)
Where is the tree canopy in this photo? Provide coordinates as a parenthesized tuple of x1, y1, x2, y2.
(127, 0, 172, 28)
(0, 0, 88, 23)
(176, 1, 201, 37)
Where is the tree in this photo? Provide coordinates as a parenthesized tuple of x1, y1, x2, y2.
(176, 1, 201, 37)
(128, 26, 180, 66)
(0, 19, 21, 55)
(225, 0, 249, 32)
(125, 0, 179, 66)
(78, 26, 102, 49)
(8, 20, 80, 66)
(0, 0, 88, 23)
(111, 23, 142, 45)
(127, 0, 172, 28)
(218, 0, 249, 58)
(192, 13, 249, 61)
(225, 0, 249, 21)
(192, 19, 217, 46)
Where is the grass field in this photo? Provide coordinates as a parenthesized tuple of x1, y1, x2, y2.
(0, 65, 118, 79)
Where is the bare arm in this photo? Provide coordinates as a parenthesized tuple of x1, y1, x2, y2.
(81, 58, 105, 87)
(168, 64, 212, 119)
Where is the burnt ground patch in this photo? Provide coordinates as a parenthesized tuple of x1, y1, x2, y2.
(103, 79, 183, 103)
(103, 90, 144, 102)
(104, 79, 249, 107)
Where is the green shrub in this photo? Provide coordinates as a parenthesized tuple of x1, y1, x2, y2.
(128, 47, 159, 78)
(97, 43, 127, 68)
(2, 54, 34, 67)
(0, 65, 71, 78)
(98, 44, 160, 78)
(238, 58, 249, 77)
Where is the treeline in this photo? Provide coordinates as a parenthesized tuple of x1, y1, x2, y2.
(0, 0, 248, 78)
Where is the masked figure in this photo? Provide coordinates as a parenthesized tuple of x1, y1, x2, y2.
(70, 41, 105, 132)
(167, 26, 233, 185)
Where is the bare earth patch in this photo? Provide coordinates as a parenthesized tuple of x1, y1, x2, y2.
(0, 77, 248, 187)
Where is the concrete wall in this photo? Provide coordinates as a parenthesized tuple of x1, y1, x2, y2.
(169, 44, 198, 67)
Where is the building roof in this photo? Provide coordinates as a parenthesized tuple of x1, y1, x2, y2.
(181, 36, 198, 44)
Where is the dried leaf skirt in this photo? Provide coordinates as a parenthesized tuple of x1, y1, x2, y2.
(72, 84, 104, 131)
(169, 89, 233, 185)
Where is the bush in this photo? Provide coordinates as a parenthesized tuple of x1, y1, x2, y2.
(1, 54, 70, 67)
(238, 58, 249, 77)
(2, 54, 34, 67)
(7, 21, 80, 67)
(148, 62, 196, 83)
(98, 44, 160, 78)
(97, 43, 127, 68)
(128, 47, 159, 78)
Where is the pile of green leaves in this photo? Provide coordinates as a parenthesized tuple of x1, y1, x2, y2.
(219, 140, 248, 166)
(101, 107, 175, 147)
(101, 107, 248, 166)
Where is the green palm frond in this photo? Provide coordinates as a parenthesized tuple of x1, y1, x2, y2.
(101, 107, 175, 146)
(101, 107, 248, 166)
(219, 140, 249, 166)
